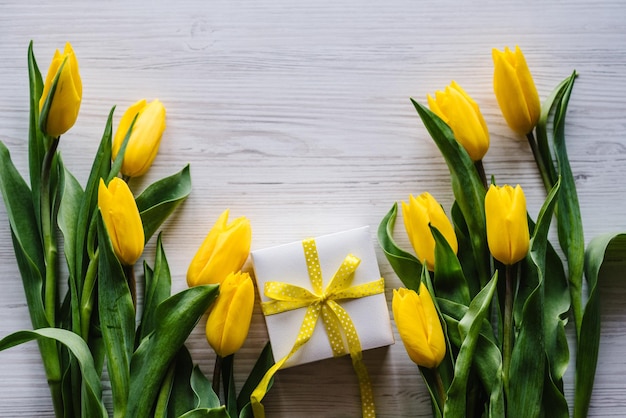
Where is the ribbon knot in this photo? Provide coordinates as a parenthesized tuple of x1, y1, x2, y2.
(251, 238, 384, 418)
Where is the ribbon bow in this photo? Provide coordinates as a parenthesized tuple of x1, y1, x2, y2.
(251, 238, 385, 418)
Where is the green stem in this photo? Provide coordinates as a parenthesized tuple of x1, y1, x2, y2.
(123, 264, 137, 311)
(213, 354, 223, 397)
(526, 132, 553, 192)
(41, 136, 59, 327)
(80, 249, 100, 341)
(502, 264, 515, 396)
(40, 135, 63, 417)
(474, 159, 488, 190)
(434, 367, 447, 411)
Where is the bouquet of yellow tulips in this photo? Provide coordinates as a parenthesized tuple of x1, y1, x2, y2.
(0, 42, 273, 418)
(379, 46, 626, 418)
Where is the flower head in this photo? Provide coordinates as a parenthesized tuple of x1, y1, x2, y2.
(206, 271, 255, 357)
(112, 99, 166, 178)
(98, 177, 145, 265)
(402, 193, 458, 271)
(492, 46, 541, 135)
(392, 283, 446, 368)
(187, 209, 252, 287)
(39, 42, 82, 137)
(485, 184, 530, 265)
(427, 81, 490, 161)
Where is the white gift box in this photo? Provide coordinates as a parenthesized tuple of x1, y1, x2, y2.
(251, 226, 394, 368)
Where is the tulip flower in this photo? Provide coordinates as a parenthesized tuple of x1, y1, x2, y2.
(112, 99, 166, 178)
(206, 271, 255, 357)
(492, 46, 541, 135)
(98, 177, 145, 265)
(402, 193, 458, 271)
(39, 42, 82, 138)
(392, 283, 445, 368)
(485, 184, 529, 265)
(187, 209, 252, 287)
(427, 81, 490, 161)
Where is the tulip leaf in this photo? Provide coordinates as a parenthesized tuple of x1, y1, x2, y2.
(27, 41, 45, 229)
(97, 214, 135, 418)
(127, 284, 219, 418)
(178, 407, 231, 418)
(438, 303, 504, 418)
(432, 225, 470, 306)
(377, 202, 422, 291)
(508, 179, 559, 418)
(137, 234, 172, 345)
(443, 271, 498, 418)
(576, 233, 626, 418)
(192, 364, 220, 409)
(75, 107, 114, 285)
(237, 342, 274, 413)
(163, 347, 209, 417)
(136, 164, 192, 243)
(411, 100, 490, 288)
(0, 328, 107, 417)
(451, 202, 480, 298)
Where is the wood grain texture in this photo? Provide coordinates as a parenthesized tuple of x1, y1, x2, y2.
(1, 0, 626, 416)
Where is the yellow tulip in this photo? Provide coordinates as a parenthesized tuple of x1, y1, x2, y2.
(112, 99, 166, 178)
(98, 177, 145, 265)
(427, 81, 490, 161)
(492, 46, 541, 135)
(39, 42, 82, 137)
(485, 184, 530, 265)
(206, 271, 255, 357)
(402, 193, 458, 271)
(392, 283, 445, 368)
(187, 209, 252, 287)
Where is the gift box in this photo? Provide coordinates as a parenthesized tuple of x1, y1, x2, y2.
(251, 226, 394, 368)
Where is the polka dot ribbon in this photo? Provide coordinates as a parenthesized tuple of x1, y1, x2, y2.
(251, 238, 385, 418)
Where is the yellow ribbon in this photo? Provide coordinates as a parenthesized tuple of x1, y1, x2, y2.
(251, 238, 384, 418)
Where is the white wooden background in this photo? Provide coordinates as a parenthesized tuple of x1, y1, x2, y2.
(1, 0, 626, 416)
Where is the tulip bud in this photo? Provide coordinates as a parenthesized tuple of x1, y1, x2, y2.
(206, 271, 255, 357)
(187, 209, 252, 287)
(402, 193, 458, 271)
(492, 46, 541, 135)
(112, 99, 166, 178)
(39, 42, 82, 138)
(485, 184, 530, 265)
(392, 283, 445, 368)
(427, 81, 490, 161)
(98, 177, 145, 265)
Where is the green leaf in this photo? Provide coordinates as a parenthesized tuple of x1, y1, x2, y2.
(577, 233, 626, 418)
(411, 100, 490, 287)
(377, 202, 422, 291)
(552, 73, 585, 337)
(432, 225, 470, 306)
(178, 407, 231, 418)
(451, 202, 480, 298)
(192, 364, 220, 409)
(135, 164, 192, 243)
(97, 214, 135, 418)
(137, 234, 172, 344)
(27, 41, 45, 230)
(237, 342, 274, 412)
(508, 179, 560, 418)
(127, 284, 219, 418)
(165, 347, 200, 417)
(0, 328, 106, 417)
(75, 108, 114, 285)
(443, 272, 498, 418)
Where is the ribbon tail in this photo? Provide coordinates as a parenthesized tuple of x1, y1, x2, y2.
(251, 356, 289, 418)
(351, 352, 376, 418)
